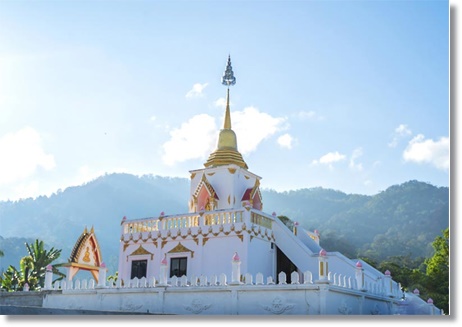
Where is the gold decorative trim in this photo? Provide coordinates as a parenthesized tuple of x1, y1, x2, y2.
(202, 237, 209, 246)
(161, 240, 168, 249)
(190, 173, 196, 179)
(61, 262, 101, 270)
(204, 148, 248, 169)
(228, 168, 236, 174)
(68, 226, 103, 268)
(193, 175, 219, 203)
(168, 242, 195, 258)
(129, 245, 154, 260)
(192, 236, 199, 245)
(207, 172, 215, 176)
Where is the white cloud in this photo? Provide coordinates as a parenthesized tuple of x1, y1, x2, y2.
(319, 152, 346, 164)
(396, 124, 412, 135)
(389, 124, 412, 148)
(162, 114, 217, 165)
(214, 97, 227, 108)
(161, 107, 287, 165)
(312, 151, 346, 169)
(0, 127, 55, 184)
(186, 82, 208, 98)
(296, 110, 324, 121)
(403, 134, 449, 170)
(349, 147, 363, 171)
(277, 133, 295, 149)
(232, 106, 288, 154)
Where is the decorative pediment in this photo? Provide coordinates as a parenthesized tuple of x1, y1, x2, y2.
(241, 179, 263, 210)
(129, 245, 154, 260)
(242, 180, 261, 201)
(63, 226, 104, 282)
(68, 226, 103, 267)
(168, 242, 195, 258)
(193, 174, 219, 200)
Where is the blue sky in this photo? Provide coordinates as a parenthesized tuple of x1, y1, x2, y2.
(0, 0, 451, 201)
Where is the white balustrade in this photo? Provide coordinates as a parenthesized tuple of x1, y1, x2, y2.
(219, 273, 227, 286)
(291, 271, 300, 284)
(278, 272, 287, 285)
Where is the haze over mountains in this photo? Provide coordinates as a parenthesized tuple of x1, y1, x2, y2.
(0, 173, 449, 275)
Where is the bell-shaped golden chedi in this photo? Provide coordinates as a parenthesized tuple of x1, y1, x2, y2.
(204, 57, 248, 169)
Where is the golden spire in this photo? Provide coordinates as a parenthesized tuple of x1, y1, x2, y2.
(224, 88, 231, 129)
(204, 56, 248, 169)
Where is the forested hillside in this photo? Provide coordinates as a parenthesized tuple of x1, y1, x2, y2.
(0, 174, 449, 275)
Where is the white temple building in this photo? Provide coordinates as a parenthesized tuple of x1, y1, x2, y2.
(38, 57, 441, 315)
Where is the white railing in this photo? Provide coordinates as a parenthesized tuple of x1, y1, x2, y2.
(161, 215, 200, 229)
(250, 211, 273, 229)
(122, 209, 248, 235)
(123, 213, 201, 234)
(204, 210, 244, 225)
(50, 269, 396, 294)
(44, 268, 441, 315)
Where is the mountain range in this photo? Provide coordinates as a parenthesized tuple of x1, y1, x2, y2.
(0, 173, 449, 275)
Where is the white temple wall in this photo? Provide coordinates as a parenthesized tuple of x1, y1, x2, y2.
(199, 235, 246, 279)
(247, 237, 275, 279)
(163, 289, 231, 315)
(41, 284, 417, 315)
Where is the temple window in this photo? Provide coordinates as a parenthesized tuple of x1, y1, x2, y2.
(170, 257, 187, 278)
(130, 259, 147, 279)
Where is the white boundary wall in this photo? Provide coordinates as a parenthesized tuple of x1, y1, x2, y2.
(41, 273, 441, 315)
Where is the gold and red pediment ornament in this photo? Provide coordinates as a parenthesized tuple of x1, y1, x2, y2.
(62, 226, 105, 282)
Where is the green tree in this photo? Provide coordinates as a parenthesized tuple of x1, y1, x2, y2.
(0, 265, 21, 291)
(372, 230, 449, 314)
(423, 228, 449, 314)
(107, 271, 118, 286)
(277, 215, 294, 230)
(19, 255, 37, 289)
(0, 239, 65, 291)
(0, 256, 37, 291)
(24, 239, 65, 288)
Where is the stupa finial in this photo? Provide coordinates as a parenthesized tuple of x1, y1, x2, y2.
(222, 55, 236, 87)
(222, 56, 235, 130)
